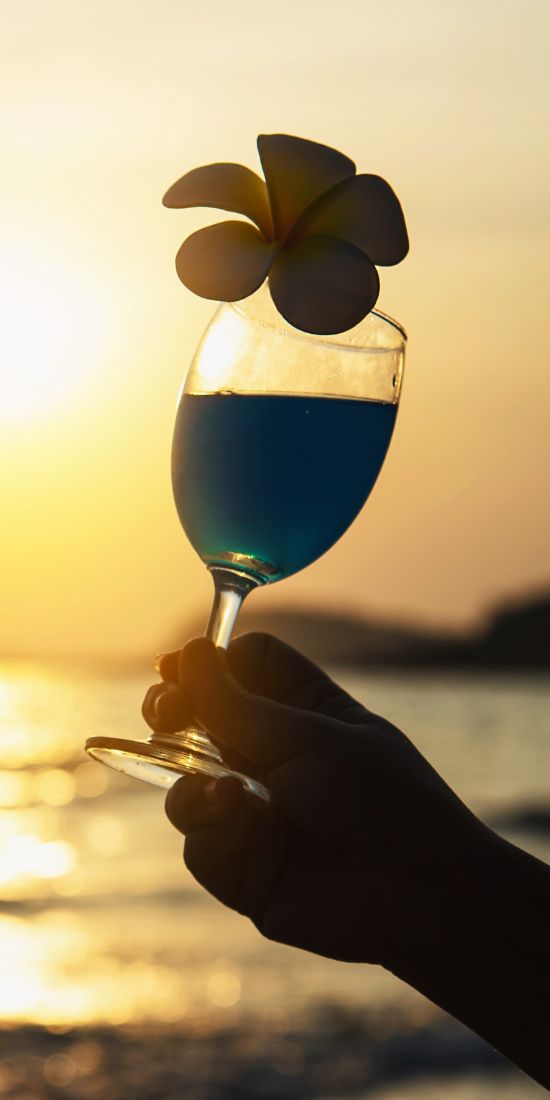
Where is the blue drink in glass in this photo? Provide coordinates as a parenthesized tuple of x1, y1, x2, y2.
(172, 393, 396, 584)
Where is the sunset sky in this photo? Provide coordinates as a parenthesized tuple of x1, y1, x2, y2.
(2, 0, 549, 658)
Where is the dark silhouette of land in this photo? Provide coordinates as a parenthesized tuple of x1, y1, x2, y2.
(5, 589, 548, 672)
(213, 589, 550, 671)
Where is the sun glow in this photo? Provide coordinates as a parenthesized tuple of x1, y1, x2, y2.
(0, 244, 111, 424)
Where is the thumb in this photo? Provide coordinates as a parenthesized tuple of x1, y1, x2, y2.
(177, 638, 337, 770)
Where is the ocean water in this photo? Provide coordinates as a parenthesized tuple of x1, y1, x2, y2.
(172, 395, 396, 581)
(0, 660, 548, 1099)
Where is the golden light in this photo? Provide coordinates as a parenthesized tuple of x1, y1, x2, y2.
(0, 915, 186, 1026)
(0, 242, 111, 424)
(0, 667, 81, 768)
(34, 768, 76, 807)
(206, 960, 242, 1007)
(73, 761, 108, 798)
(43, 1054, 77, 1089)
(0, 770, 32, 807)
(84, 813, 126, 857)
(0, 834, 75, 888)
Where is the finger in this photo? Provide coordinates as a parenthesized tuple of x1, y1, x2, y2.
(159, 636, 362, 720)
(165, 774, 245, 834)
(227, 632, 364, 720)
(183, 799, 290, 920)
(177, 638, 339, 769)
(141, 682, 192, 732)
(154, 650, 181, 683)
(153, 651, 260, 776)
(142, 684, 167, 728)
(183, 819, 255, 912)
(160, 636, 357, 717)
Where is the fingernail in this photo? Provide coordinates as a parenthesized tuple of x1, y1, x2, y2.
(153, 653, 167, 674)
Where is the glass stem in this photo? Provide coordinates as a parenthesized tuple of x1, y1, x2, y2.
(205, 567, 260, 650)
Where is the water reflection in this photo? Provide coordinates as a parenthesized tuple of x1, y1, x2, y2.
(0, 666, 79, 768)
(74, 761, 108, 799)
(0, 764, 105, 809)
(206, 961, 242, 1007)
(84, 814, 126, 857)
(0, 833, 75, 889)
(0, 911, 185, 1026)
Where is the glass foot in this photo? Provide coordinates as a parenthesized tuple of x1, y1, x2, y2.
(85, 728, 270, 803)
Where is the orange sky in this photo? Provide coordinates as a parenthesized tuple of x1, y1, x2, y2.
(1, 0, 549, 657)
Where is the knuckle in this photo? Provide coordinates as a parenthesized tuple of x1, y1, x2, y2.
(224, 687, 252, 727)
(180, 636, 210, 665)
(234, 631, 273, 648)
(156, 683, 179, 715)
(229, 632, 273, 668)
(155, 686, 189, 733)
(157, 650, 183, 683)
(141, 684, 162, 725)
(228, 633, 274, 689)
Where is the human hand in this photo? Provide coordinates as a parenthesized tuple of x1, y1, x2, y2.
(142, 634, 489, 966)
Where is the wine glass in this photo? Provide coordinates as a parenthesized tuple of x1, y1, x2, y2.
(85, 286, 406, 801)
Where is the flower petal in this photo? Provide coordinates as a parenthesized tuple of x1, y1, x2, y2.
(268, 235, 379, 335)
(163, 163, 274, 240)
(257, 134, 355, 241)
(293, 174, 409, 265)
(175, 221, 278, 301)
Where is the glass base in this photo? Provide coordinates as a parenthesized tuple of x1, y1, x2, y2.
(85, 727, 270, 803)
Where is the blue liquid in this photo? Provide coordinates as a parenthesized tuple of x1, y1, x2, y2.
(172, 394, 397, 582)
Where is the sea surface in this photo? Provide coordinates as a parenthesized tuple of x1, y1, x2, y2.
(0, 660, 548, 1099)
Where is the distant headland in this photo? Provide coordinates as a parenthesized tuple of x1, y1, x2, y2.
(6, 590, 548, 672)
(202, 589, 550, 671)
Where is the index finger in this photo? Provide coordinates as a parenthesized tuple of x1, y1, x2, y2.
(227, 633, 364, 721)
(155, 649, 181, 683)
(176, 638, 340, 770)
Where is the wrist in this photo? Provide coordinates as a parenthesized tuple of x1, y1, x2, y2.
(380, 824, 550, 1086)
(380, 815, 503, 974)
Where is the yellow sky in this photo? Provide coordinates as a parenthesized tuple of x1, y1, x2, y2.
(1, 0, 549, 657)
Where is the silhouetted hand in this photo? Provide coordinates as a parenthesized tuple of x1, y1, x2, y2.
(142, 633, 489, 965)
(142, 634, 550, 1086)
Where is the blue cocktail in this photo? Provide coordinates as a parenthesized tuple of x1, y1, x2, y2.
(86, 288, 406, 798)
(173, 393, 396, 584)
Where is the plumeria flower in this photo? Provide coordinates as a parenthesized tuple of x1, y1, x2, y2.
(163, 134, 408, 335)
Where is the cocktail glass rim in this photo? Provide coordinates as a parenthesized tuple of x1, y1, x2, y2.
(228, 296, 407, 350)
